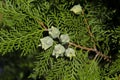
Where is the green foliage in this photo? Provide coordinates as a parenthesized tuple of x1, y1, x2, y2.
(0, 0, 44, 56)
(0, 0, 120, 80)
(30, 50, 100, 80)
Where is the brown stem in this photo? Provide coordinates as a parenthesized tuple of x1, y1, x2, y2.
(81, 9, 110, 61)
(81, 10, 97, 49)
(81, 10, 94, 37)
(36, 20, 48, 31)
(37, 19, 111, 62)
(69, 42, 111, 62)
(69, 42, 94, 51)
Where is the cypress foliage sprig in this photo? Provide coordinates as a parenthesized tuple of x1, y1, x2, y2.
(0, 0, 120, 80)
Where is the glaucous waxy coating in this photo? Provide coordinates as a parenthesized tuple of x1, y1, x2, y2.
(60, 34, 70, 44)
(40, 36, 53, 50)
(70, 4, 82, 15)
(48, 26, 60, 39)
(65, 48, 75, 59)
(52, 44, 65, 58)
